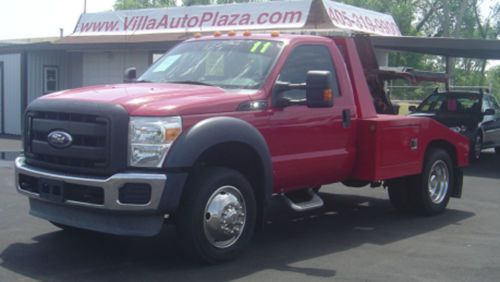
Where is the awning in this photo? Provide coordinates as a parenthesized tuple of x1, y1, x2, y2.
(371, 36, 500, 60)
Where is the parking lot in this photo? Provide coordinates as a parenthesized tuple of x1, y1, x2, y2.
(1, 139, 499, 282)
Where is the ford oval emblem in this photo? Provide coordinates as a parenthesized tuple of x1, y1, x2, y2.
(47, 131, 73, 148)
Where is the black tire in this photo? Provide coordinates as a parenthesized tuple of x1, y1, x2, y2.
(470, 133, 482, 161)
(387, 177, 417, 213)
(176, 167, 257, 263)
(413, 148, 454, 215)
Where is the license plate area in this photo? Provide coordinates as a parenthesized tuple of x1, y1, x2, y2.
(39, 178, 65, 203)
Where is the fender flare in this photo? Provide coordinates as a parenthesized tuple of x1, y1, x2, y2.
(159, 117, 273, 213)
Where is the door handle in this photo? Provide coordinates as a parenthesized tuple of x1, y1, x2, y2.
(342, 109, 351, 128)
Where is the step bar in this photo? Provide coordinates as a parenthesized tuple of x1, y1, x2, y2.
(281, 188, 324, 212)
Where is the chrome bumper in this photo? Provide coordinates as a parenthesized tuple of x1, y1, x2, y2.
(15, 156, 167, 212)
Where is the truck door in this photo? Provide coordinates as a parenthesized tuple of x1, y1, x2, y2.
(268, 44, 356, 192)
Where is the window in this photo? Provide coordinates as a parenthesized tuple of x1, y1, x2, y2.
(482, 96, 494, 111)
(277, 45, 340, 100)
(488, 96, 500, 110)
(43, 66, 59, 94)
(140, 40, 283, 89)
(150, 52, 165, 65)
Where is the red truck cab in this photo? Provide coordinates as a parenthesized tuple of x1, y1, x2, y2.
(15, 33, 469, 262)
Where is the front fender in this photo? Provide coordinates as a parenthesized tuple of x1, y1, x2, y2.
(158, 117, 273, 213)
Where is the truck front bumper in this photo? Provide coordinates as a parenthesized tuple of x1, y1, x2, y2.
(15, 156, 168, 236)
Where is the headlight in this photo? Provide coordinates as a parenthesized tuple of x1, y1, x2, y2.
(128, 116, 182, 167)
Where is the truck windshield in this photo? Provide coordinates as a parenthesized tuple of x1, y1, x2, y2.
(139, 39, 283, 90)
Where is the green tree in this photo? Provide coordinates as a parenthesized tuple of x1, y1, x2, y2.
(485, 66, 500, 100)
(341, 0, 499, 99)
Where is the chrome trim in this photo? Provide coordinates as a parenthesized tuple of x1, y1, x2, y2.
(281, 188, 324, 212)
(203, 185, 247, 249)
(15, 156, 166, 211)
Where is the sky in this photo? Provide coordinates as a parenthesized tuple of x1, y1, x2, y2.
(0, 0, 115, 40)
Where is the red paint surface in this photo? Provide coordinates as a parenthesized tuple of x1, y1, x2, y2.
(39, 34, 469, 192)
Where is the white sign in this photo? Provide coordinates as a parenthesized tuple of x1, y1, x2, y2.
(322, 0, 401, 36)
(71, 1, 312, 36)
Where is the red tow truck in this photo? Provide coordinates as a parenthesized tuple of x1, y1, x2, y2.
(15, 32, 469, 262)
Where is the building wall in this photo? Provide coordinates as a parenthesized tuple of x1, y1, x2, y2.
(0, 53, 21, 135)
(82, 50, 150, 86)
(27, 51, 73, 104)
(69, 52, 83, 88)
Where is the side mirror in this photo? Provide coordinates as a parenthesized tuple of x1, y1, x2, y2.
(305, 71, 334, 108)
(409, 105, 417, 112)
(484, 108, 495, 115)
(123, 67, 137, 83)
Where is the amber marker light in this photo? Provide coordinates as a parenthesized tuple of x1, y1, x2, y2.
(323, 89, 333, 102)
(243, 30, 252, 36)
(227, 30, 236, 36)
(270, 31, 280, 37)
(193, 32, 202, 38)
(213, 31, 222, 37)
(165, 128, 182, 142)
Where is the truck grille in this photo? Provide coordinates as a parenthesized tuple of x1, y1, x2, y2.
(24, 99, 129, 176)
(27, 111, 109, 169)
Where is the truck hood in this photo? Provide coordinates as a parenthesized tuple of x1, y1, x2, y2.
(41, 83, 255, 116)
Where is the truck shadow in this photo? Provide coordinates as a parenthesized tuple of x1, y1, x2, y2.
(0, 192, 473, 281)
(464, 150, 500, 179)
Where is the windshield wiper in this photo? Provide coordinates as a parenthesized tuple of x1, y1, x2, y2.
(135, 79, 152, 83)
(166, 80, 217, 87)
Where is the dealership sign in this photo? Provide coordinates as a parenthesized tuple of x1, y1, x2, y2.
(322, 0, 401, 36)
(70, 0, 400, 37)
(72, 0, 312, 36)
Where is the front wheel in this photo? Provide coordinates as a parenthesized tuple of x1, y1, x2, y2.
(176, 167, 257, 263)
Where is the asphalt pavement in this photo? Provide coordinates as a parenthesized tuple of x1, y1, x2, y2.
(0, 138, 499, 282)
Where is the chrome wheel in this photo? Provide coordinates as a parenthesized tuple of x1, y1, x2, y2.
(203, 186, 246, 249)
(427, 160, 449, 204)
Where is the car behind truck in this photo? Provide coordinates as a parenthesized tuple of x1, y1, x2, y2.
(15, 33, 469, 262)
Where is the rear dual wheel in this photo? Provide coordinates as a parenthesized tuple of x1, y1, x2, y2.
(388, 148, 453, 215)
(176, 167, 256, 263)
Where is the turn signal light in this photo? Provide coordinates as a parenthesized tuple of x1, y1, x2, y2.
(227, 30, 236, 36)
(213, 31, 222, 37)
(243, 30, 252, 36)
(271, 31, 280, 37)
(165, 128, 182, 142)
(323, 89, 333, 102)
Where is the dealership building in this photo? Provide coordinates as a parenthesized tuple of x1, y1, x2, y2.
(2, 0, 497, 136)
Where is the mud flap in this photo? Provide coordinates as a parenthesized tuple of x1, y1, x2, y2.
(451, 168, 463, 198)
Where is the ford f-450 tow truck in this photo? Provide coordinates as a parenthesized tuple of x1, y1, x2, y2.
(15, 33, 469, 262)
